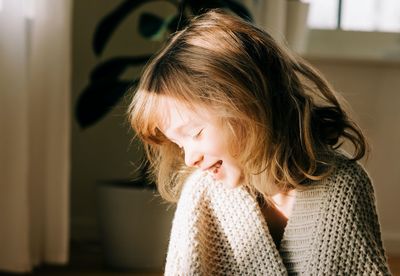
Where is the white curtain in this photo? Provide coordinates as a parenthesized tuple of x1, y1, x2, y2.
(0, 0, 71, 273)
(241, 0, 310, 53)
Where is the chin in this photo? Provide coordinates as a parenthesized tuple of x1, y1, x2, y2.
(209, 162, 242, 188)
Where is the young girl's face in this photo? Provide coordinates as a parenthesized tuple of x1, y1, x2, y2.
(159, 98, 242, 188)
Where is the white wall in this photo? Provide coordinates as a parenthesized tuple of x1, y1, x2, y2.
(308, 57, 400, 254)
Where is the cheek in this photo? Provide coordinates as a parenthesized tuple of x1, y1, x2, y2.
(221, 127, 241, 157)
(211, 132, 238, 158)
(200, 130, 225, 156)
(205, 119, 242, 158)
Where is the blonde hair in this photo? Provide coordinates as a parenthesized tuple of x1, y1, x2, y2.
(128, 10, 368, 203)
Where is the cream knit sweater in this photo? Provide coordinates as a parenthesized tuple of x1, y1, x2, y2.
(164, 155, 391, 275)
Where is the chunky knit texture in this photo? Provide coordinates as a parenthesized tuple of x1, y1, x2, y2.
(164, 155, 391, 275)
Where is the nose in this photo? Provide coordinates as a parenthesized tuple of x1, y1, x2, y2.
(183, 146, 203, 167)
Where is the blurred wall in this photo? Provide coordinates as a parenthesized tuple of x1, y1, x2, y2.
(307, 57, 400, 254)
(71, 0, 175, 241)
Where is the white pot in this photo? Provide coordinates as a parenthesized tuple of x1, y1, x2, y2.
(96, 181, 175, 270)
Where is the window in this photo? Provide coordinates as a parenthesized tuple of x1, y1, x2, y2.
(0, 0, 35, 18)
(304, 0, 400, 60)
(307, 0, 400, 32)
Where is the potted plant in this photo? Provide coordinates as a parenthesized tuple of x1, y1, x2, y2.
(74, 0, 252, 270)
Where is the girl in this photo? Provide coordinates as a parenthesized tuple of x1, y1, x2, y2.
(128, 10, 391, 275)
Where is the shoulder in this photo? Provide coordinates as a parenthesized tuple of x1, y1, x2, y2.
(316, 152, 382, 238)
(306, 153, 390, 274)
(302, 152, 380, 235)
(325, 152, 373, 195)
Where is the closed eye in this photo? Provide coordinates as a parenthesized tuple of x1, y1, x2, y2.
(193, 128, 203, 139)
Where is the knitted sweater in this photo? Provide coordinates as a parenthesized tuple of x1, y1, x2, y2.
(164, 155, 391, 275)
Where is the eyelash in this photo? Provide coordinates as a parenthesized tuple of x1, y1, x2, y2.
(193, 129, 203, 139)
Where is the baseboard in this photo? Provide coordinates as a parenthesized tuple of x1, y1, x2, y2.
(383, 231, 400, 255)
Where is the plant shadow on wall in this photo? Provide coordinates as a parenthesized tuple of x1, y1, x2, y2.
(75, 0, 251, 128)
(74, 0, 252, 270)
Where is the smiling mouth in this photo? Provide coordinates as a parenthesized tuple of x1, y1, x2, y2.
(208, 160, 223, 173)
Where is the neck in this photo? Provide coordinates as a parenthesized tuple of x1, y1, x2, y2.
(271, 189, 297, 219)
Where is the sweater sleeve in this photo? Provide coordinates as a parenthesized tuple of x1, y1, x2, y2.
(164, 170, 288, 276)
(307, 159, 391, 275)
(164, 170, 209, 275)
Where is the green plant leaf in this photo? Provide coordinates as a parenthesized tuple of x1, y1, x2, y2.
(93, 0, 154, 56)
(169, 0, 188, 32)
(76, 79, 138, 128)
(90, 55, 151, 81)
(139, 12, 165, 39)
(187, 0, 219, 15)
(76, 55, 151, 128)
(219, 0, 252, 21)
(166, 13, 189, 33)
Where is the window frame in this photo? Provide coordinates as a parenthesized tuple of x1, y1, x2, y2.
(304, 0, 400, 62)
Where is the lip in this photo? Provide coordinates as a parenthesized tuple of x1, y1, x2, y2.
(202, 160, 223, 171)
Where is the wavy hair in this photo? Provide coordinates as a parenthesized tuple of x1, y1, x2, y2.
(128, 10, 368, 202)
